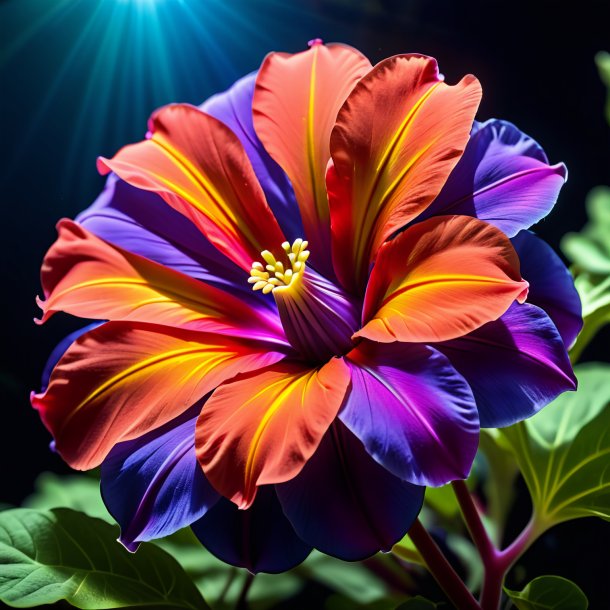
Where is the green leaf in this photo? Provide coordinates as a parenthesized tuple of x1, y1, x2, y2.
(596, 51, 610, 124)
(505, 575, 588, 609)
(394, 596, 439, 609)
(23, 472, 112, 523)
(498, 364, 610, 530)
(0, 507, 209, 609)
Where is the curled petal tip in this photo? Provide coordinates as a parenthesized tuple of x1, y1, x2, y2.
(308, 38, 324, 47)
(96, 156, 112, 176)
(117, 535, 139, 553)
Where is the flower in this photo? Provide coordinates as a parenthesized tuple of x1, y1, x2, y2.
(32, 41, 581, 573)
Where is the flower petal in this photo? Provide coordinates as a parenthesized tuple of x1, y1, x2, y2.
(191, 487, 311, 574)
(357, 215, 529, 343)
(98, 104, 285, 271)
(340, 342, 479, 486)
(328, 54, 482, 292)
(31, 321, 284, 470)
(37, 219, 286, 345)
(201, 72, 302, 240)
(420, 120, 567, 236)
(435, 302, 576, 428)
(276, 421, 424, 561)
(513, 231, 582, 347)
(78, 173, 252, 297)
(101, 403, 219, 551)
(253, 42, 371, 275)
(196, 358, 350, 509)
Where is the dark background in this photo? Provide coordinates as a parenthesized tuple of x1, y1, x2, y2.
(1, 0, 609, 606)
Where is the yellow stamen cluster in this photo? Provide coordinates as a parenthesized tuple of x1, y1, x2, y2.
(248, 239, 310, 294)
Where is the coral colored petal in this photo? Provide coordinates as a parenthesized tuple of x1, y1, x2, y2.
(253, 43, 371, 275)
(420, 120, 567, 236)
(328, 54, 482, 292)
(31, 321, 284, 470)
(98, 104, 285, 271)
(513, 231, 582, 347)
(38, 219, 287, 346)
(435, 303, 576, 428)
(191, 487, 311, 574)
(196, 358, 351, 509)
(201, 72, 302, 240)
(340, 342, 479, 486)
(276, 421, 424, 561)
(357, 215, 529, 343)
(78, 174, 254, 299)
(101, 403, 219, 551)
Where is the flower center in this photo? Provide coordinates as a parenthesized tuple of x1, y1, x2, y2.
(249, 239, 360, 362)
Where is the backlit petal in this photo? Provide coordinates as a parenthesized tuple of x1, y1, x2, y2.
(31, 322, 284, 470)
(420, 119, 567, 236)
(253, 42, 371, 275)
(196, 358, 350, 509)
(435, 303, 576, 428)
(340, 342, 479, 486)
(357, 215, 529, 343)
(276, 421, 424, 561)
(37, 219, 286, 346)
(328, 54, 482, 292)
(101, 403, 219, 551)
(201, 72, 302, 240)
(98, 104, 285, 271)
(191, 487, 311, 574)
(513, 231, 582, 347)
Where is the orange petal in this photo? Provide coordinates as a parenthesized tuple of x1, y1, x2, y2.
(37, 219, 286, 345)
(328, 54, 482, 292)
(98, 104, 285, 271)
(196, 358, 350, 509)
(31, 322, 285, 470)
(253, 42, 371, 274)
(357, 215, 529, 343)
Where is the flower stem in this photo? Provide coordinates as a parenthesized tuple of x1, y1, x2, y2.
(235, 572, 254, 610)
(408, 518, 481, 609)
(451, 480, 539, 610)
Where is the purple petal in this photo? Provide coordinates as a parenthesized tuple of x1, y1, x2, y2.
(339, 343, 479, 487)
(435, 302, 577, 428)
(513, 230, 582, 347)
(101, 403, 219, 552)
(276, 421, 424, 561)
(419, 119, 567, 236)
(41, 322, 102, 392)
(201, 73, 302, 240)
(191, 486, 311, 574)
(77, 174, 252, 298)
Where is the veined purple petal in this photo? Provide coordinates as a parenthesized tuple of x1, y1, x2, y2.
(101, 403, 219, 552)
(435, 302, 576, 428)
(419, 119, 567, 236)
(339, 343, 479, 487)
(513, 230, 582, 347)
(201, 73, 302, 240)
(276, 421, 424, 561)
(191, 486, 311, 574)
(77, 174, 252, 297)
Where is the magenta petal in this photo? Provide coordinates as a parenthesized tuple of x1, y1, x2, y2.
(435, 302, 577, 428)
(419, 119, 567, 236)
(339, 343, 479, 487)
(201, 72, 302, 240)
(512, 230, 582, 347)
(276, 421, 424, 561)
(191, 486, 311, 574)
(101, 403, 219, 551)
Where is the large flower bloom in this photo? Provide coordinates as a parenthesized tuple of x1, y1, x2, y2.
(33, 42, 581, 573)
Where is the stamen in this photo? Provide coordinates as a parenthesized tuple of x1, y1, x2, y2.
(248, 239, 310, 294)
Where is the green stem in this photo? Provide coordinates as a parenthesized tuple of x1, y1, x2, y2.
(408, 518, 480, 609)
(235, 572, 254, 610)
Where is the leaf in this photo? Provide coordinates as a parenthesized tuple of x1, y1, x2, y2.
(505, 575, 588, 609)
(395, 596, 439, 609)
(0, 508, 209, 609)
(23, 472, 112, 523)
(498, 364, 610, 529)
(596, 51, 610, 124)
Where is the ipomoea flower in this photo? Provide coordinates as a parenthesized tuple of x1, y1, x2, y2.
(32, 41, 581, 573)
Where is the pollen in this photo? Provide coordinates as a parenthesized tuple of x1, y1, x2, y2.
(248, 239, 310, 294)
